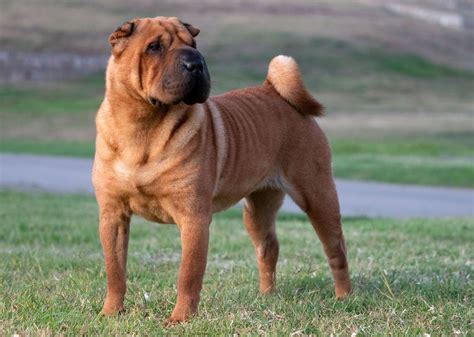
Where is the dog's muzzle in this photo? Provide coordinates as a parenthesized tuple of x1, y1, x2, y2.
(177, 48, 211, 105)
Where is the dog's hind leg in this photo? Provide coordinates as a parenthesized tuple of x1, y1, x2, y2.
(243, 188, 285, 293)
(283, 139, 352, 298)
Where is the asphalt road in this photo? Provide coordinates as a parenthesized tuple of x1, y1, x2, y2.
(1, 153, 472, 218)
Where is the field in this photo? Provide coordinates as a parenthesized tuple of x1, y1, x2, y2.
(1, 190, 473, 335)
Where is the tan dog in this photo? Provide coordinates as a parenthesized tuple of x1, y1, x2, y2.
(93, 16, 351, 324)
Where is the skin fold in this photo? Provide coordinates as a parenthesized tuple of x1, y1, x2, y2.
(93, 16, 351, 324)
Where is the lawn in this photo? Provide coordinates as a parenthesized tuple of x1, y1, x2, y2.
(1, 190, 472, 335)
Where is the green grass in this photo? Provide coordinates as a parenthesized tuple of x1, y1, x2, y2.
(331, 136, 474, 187)
(1, 190, 473, 335)
(369, 52, 471, 79)
(0, 74, 104, 120)
(0, 140, 95, 157)
(0, 84, 102, 117)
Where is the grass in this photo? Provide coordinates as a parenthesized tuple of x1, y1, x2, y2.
(0, 190, 473, 335)
(0, 140, 95, 158)
(331, 136, 474, 187)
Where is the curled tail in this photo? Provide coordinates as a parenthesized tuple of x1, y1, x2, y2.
(265, 55, 323, 116)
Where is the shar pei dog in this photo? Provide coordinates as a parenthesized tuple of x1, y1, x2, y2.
(93, 16, 351, 324)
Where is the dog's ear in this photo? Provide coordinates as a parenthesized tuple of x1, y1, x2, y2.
(109, 20, 136, 56)
(182, 22, 200, 37)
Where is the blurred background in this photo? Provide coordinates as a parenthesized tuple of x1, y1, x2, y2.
(1, 0, 473, 188)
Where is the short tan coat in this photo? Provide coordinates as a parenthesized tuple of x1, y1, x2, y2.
(93, 16, 351, 324)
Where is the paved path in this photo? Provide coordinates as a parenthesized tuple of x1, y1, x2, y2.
(1, 153, 473, 218)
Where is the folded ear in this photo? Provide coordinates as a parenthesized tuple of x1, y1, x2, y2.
(182, 22, 200, 37)
(109, 21, 136, 56)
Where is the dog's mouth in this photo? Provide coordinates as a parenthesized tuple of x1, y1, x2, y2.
(182, 89, 204, 105)
(148, 72, 210, 108)
(148, 88, 206, 108)
(181, 77, 211, 105)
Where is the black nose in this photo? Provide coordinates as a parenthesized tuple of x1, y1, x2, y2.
(183, 58, 203, 72)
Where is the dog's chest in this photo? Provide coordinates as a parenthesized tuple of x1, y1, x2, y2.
(111, 159, 174, 223)
(113, 159, 157, 191)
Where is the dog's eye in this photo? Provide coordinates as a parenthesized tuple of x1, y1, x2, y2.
(147, 42, 161, 52)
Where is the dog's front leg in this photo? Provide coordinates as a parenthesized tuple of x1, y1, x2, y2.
(168, 217, 211, 324)
(99, 204, 131, 315)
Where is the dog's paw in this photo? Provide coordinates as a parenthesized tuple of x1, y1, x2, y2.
(164, 315, 190, 327)
(260, 284, 276, 294)
(164, 308, 196, 327)
(163, 318, 181, 327)
(335, 280, 352, 299)
(101, 295, 126, 316)
(101, 304, 125, 316)
(335, 286, 352, 299)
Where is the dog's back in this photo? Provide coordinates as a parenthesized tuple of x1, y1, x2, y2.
(207, 55, 331, 211)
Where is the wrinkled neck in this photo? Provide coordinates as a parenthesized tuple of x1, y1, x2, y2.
(105, 63, 169, 123)
(99, 56, 192, 155)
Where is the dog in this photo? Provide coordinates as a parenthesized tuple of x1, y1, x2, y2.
(92, 16, 351, 324)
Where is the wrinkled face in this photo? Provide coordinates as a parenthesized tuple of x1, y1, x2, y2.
(108, 17, 211, 106)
